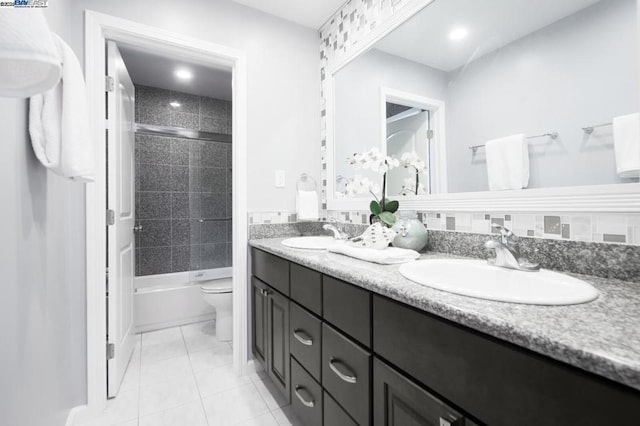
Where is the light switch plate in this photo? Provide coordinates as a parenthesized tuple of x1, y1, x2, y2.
(275, 170, 286, 188)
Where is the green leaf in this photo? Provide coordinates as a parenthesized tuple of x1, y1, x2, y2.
(385, 200, 399, 213)
(369, 200, 381, 215)
(378, 211, 397, 226)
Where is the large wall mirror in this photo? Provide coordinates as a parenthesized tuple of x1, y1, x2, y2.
(328, 0, 640, 212)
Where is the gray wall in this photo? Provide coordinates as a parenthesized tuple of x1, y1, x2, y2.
(134, 85, 233, 276)
(334, 48, 448, 192)
(446, 0, 637, 192)
(0, 2, 87, 426)
(70, 0, 322, 212)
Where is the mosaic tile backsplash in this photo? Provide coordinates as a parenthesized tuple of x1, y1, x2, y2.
(313, 0, 640, 247)
(135, 85, 232, 276)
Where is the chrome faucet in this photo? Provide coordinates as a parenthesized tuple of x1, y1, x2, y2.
(323, 220, 349, 240)
(485, 224, 540, 272)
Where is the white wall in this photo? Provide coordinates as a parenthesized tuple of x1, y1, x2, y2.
(69, 0, 321, 212)
(334, 48, 447, 192)
(446, 0, 637, 192)
(0, 2, 87, 426)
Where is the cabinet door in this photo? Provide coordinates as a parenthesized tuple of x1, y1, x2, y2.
(373, 358, 473, 426)
(251, 277, 268, 367)
(267, 288, 291, 402)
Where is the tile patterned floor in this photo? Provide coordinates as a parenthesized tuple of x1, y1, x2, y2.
(84, 321, 301, 426)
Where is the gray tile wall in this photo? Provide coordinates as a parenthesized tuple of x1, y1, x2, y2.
(134, 86, 232, 276)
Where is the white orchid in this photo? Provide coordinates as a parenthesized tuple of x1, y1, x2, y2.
(343, 147, 400, 226)
(343, 174, 380, 197)
(401, 151, 426, 172)
(348, 147, 399, 174)
(400, 177, 426, 196)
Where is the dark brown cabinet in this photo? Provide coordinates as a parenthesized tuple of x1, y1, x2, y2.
(250, 248, 640, 426)
(251, 277, 268, 366)
(373, 358, 472, 426)
(251, 275, 290, 402)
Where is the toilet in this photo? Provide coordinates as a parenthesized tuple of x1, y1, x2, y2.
(200, 279, 233, 342)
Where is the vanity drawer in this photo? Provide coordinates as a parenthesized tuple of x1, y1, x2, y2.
(373, 295, 640, 425)
(290, 263, 322, 316)
(324, 391, 358, 426)
(291, 357, 323, 426)
(322, 275, 371, 347)
(251, 248, 289, 296)
(290, 302, 322, 381)
(322, 323, 371, 426)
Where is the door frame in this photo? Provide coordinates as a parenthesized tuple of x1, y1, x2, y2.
(80, 10, 249, 422)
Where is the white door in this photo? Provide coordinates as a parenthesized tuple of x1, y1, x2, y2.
(106, 40, 136, 398)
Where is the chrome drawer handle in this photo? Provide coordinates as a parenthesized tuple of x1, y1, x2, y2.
(329, 357, 357, 384)
(294, 385, 315, 408)
(293, 329, 313, 346)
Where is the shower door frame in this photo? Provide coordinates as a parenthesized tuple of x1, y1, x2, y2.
(79, 10, 249, 423)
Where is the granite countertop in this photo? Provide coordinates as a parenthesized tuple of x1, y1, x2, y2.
(249, 237, 640, 392)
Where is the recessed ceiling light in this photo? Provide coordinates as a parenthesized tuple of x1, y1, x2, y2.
(175, 68, 192, 80)
(449, 27, 468, 41)
(169, 101, 181, 108)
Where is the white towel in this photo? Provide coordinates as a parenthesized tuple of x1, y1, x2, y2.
(0, 10, 61, 97)
(296, 190, 318, 220)
(29, 33, 94, 182)
(613, 113, 640, 179)
(485, 134, 529, 190)
(328, 242, 419, 265)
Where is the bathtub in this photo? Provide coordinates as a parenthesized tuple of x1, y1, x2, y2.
(134, 267, 233, 333)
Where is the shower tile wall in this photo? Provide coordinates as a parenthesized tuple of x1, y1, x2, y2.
(135, 85, 232, 276)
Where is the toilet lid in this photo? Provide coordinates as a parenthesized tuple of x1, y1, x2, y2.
(201, 281, 233, 294)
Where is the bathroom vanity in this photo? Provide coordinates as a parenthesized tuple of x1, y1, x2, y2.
(249, 240, 640, 426)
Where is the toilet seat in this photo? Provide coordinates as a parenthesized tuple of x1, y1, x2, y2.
(201, 281, 233, 294)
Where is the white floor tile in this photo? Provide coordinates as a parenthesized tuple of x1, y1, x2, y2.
(188, 344, 233, 372)
(194, 365, 253, 397)
(236, 411, 280, 426)
(101, 388, 139, 425)
(251, 374, 289, 411)
(138, 400, 207, 426)
(271, 406, 301, 426)
(181, 320, 215, 337)
(119, 343, 141, 393)
(140, 354, 192, 387)
(142, 327, 184, 346)
(183, 332, 228, 354)
(113, 421, 138, 426)
(141, 339, 188, 365)
(139, 374, 200, 417)
(201, 383, 271, 425)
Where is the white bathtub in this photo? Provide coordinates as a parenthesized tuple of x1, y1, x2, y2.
(134, 267, 233, 333)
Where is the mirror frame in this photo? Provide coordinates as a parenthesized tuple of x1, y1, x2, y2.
(326, 0, 640, 213)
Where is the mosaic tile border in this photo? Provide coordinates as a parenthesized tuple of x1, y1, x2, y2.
(316, 0, 640, 247)
(248, 211, 640, 246)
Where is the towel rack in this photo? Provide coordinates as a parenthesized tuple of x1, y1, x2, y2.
(582, 122, 612, 134)
(469, 132, 558, 153)
(297, 173, 317, 191)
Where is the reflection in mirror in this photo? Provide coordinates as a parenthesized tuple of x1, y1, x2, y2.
(332, 0, 638, 200)
(385, 102, 430, 195)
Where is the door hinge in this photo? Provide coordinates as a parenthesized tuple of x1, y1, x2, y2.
(106, 209, 115, 226)
(107, 343, 115, 360)
(105, 75, 115, 92)
(427, 129, 434, 139)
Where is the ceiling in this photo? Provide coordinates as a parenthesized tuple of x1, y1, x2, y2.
(231, 0, 346, 29)
(118, 43, 233, 100)
(375, 0, 602, 72)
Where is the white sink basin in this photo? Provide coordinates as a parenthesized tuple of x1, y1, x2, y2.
(399, 259, 599, 305)
(281, 236, 336, 250)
